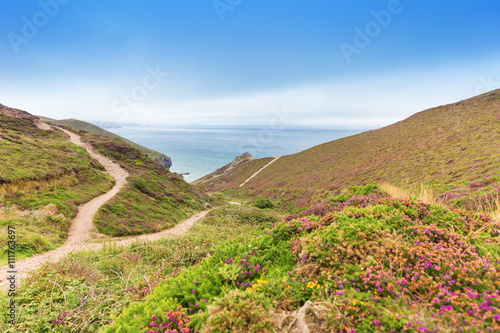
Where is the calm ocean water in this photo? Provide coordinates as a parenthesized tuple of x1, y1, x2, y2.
(108, 126, 363, 182)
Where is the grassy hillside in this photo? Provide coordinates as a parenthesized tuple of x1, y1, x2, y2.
(106, 186, 500, 333)
(1, 104, 209, 262)
(0, 105, 115, 262)
(205, 90, 500, 212)
(79, 132, 209, 236)
(38, 117, 169, 164)
(193, 153, 273, 192)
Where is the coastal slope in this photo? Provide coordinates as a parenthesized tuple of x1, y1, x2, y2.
(0, 104, 209, 263)
(197, 90, 500, 208)
(38, 116, 172, 169)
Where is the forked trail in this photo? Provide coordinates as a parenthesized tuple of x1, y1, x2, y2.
(0, 127, 208, 287)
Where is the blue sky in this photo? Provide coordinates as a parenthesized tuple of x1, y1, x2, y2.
(1, 0, 499, 128)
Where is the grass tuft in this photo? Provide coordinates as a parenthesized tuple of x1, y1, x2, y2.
(380, 182, 435, 205)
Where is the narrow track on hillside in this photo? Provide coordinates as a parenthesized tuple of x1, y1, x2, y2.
(0, 128, 210, 289)
(57, 127, 130, 245)
(239, 156, 281, 187)
(1, 128, 255, 288)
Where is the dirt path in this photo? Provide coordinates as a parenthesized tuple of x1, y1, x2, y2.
(0, 128, 209, 288)
(1, 128, 247, 288)
(57, 127, 130, 245)
(239, 156, 281, 188)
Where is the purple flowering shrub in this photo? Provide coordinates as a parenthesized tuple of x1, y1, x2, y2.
(143, 308, 192, 333)
(108, 186, 500, 332)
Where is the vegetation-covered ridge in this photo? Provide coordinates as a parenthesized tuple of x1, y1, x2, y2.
(101, 185, 500, 333)
(39, 117, 172, 168)
(0, 102, 208, 261)
(193, 152, 273, 192)
(79, 132, 210, 236)
(206, 90, 500, 212)
(0, 104, 115, 262)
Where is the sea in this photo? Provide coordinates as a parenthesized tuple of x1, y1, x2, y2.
(107, 126, 365, 182)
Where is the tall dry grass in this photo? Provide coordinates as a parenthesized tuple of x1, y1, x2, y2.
(379, 183, 409, 200)
(379, 182, 435, 205)
(465, 190, 500, 222)
(0, 171, 77, 201)
(490, 195, 500, 222)
(419, 183, 436, 205)
(380, 182, 500, 223)
(0, 204, 22, 219)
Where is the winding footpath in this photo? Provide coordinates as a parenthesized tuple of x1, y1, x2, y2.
(59, 127, 129, 245)
(1, 127, 279, 288)
(0, 127, 208, 288)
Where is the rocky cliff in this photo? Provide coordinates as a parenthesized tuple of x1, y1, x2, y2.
(155, 154, 173, 169)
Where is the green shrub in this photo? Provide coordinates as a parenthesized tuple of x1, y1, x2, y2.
(105, 225, 295, 332)
(202, 289, 273, 333)
(330, 193, 348, 203)
(347, 184, 380, 196)
(253, 198, 274, 209)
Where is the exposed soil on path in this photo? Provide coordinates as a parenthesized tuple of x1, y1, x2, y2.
(0, 127, 209, 288)
(57, 127, 130, 245)
(239, 156, 281, 187)
(1, 126, 258, 289)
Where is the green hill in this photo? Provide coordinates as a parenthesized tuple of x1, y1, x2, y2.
(106, 186, 500, 333)
(8, 185, 499, 332)
(198, 90, 500, 211)
(0, 104, 115, 262)
(80, 131, 208, 236)
(37, 117, 172, 168)
(0, 104, 208, 261)
(193, 152, 274, 192)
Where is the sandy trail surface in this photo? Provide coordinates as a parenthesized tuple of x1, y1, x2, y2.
(0, 127, 209, 288)
(239, 156, 281, 187)
(58, 127, 130, 245)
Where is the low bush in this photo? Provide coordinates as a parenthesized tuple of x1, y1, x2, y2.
(253, 197, 274, 210)
(203, 289, 273, 333)
(4, 185, 500, 332)
(0, 204, 269, 332)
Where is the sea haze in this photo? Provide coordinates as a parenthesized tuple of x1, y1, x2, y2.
(107, 126, 363, 182)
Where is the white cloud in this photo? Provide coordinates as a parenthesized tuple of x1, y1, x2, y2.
(129, 61, 498, 128)
(1, 58, 499, 128)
